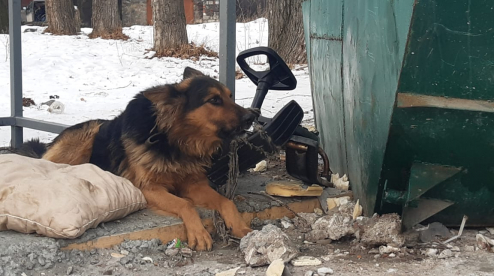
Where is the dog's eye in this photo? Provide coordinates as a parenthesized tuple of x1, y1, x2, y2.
(208, 96, 222, 105)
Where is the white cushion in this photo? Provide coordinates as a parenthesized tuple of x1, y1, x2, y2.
(0, 154, 147, 239)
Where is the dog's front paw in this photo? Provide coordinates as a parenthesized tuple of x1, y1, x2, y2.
(231, 226, 253, 238)
(186, 226, 213, 251)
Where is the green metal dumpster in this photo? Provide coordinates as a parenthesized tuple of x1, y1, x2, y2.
(302, 0, 494, 228)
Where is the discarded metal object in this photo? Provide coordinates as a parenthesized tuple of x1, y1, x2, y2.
(285, 136, 332, 187)
(442, 215, 468, 244)
(208, 46, 333, 191)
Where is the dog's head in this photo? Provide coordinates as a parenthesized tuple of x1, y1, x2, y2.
(143, 67, 258, 158)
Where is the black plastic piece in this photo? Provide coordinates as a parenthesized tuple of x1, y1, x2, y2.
(208, 100, 304, 187)
(236, 47, 298, 109)
(285, 135, 321, 184)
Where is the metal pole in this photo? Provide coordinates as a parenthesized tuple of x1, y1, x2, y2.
(8, 0, 23, 148)
(219, 0, 236, 99)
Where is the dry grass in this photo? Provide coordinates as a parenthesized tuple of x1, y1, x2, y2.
(88, 31, 129, 41)
(154, 42, 218, 59)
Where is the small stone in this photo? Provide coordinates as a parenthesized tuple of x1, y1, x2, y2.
(254, 160, 267, 172)
(479, 230, 488, 235)
(290, 256, 322, 266)
(281, 220, 293, 229)
(165, 248, 179, 256)
(180, 248, 193, 257)
(103, 270, 113, 275)
(451, 246, 460, 252)
(266, 259, 284, 276)
(38, 256, 46, 266)
(304, 271, 313, 276)
(321, 255, 331, 261)
(316, 239, 332, 245)
(314, 208, 324, 216)
(486, 227, 494, 235)
(425, 248, 438, 257)
(388, 253, 396, 258)
(387, 269, 397, 273)
(379, 245, 400, 254)
(124, 263, 133, 269)
(121, 250, 129, 255)
(438, 249, 453, 259)
(317, 267, 334, 275)
(119, 255, 134, 265)
(142, 257, 153, 263)
(215, 266, 240, 276)
(464, 245, 475, 252)
(66, 266, 73, 275)
(111, 253, 126, 259)
(368, 248, 379, 254)
(373, 254, 380, 259)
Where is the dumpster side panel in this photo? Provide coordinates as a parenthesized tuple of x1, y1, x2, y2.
(342, 0, 415, 215)
(380, 0, 494, 226)
(302, 0, 348, 175)
(399, 0, 494, 101)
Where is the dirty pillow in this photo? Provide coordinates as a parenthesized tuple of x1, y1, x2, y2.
(0, 154, 147, 239)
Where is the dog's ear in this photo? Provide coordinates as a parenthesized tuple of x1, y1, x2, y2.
(142, 85, 180, 104)
(183, 67, 205, 79)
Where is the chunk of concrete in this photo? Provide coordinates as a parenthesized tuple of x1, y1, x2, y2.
(305, 212, 354, 242)
(359, 213, 405, 247)
(240, 224, 299, 267)
(265, 259, 284, 276)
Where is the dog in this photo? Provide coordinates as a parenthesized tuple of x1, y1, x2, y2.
(18, 67, 255, 251)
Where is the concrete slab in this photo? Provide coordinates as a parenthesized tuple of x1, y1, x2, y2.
(1, 171, 321, 252)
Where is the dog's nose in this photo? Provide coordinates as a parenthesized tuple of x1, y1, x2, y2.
(242, 112, 256, 125)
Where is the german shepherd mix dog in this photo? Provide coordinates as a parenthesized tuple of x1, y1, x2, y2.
(19, 67, 255, 251)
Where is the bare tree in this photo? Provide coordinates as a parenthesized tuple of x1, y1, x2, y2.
(0, 0, 8, 34)
(45, 0, 80, 35)
(89, 0, 127, 39)
(267, 0, 307, 64)
(152, 0, 189, 56)
(236, 0, 266, 22)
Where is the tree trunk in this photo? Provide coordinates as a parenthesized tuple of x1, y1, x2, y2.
(267, 0, 307, 64)
(153, 0, 188, 56)
(0, 0, 8, 34)
(89, 0, 127, 39)
(45, 0, 80, 35)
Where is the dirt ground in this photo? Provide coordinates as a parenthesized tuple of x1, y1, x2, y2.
(6, 223, 493, 276)
(1, 152, 494, 276)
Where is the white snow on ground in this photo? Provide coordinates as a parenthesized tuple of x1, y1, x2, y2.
(0, 18, 313, 147)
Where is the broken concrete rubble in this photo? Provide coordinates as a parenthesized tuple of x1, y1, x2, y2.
(305, 212, 354, 242)
(239, 224, 299, 267)
(359, 213, 405, 247)
(299, 201, 405, 248)
(265, 259, 286, 276)
(476, 234, 494, 252)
